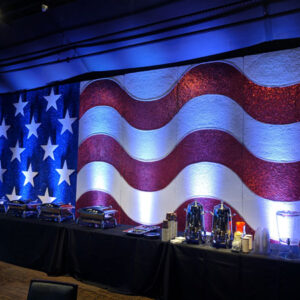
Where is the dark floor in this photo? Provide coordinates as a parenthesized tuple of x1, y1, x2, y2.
(0, 260, 154, 300)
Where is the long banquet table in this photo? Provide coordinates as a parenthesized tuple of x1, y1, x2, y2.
(0, 214, 299, 300)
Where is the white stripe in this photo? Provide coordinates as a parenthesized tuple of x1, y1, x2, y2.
(80, 48, 300, 99)
(243, 47, 300, 87)
(76, 161, 300, 241)
(80, 65, 191, 100)
(79, 94, 300, 163)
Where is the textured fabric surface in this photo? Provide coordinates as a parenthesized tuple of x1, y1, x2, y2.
(0, 83, 79, 206)
(0, 215, 67, 275)
(78, 59, 300, 240)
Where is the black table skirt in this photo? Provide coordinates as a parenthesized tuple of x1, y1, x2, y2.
(162, 243, 300, 300)
(0, 215, 299, 300)
(0, 215, 68, 275)
(66, 223, 167, 297)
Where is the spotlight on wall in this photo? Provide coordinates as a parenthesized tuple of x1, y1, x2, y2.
(41, 4, 49, 13)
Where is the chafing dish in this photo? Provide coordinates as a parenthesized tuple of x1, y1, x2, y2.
(0, 197, 8, 213)
(76, 205, 117, 228)
(6, 199, 41, 218)
(38, 202, 75, 223)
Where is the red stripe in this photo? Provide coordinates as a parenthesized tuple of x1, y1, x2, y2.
(76, 191, 254, 234)
(80, 62, 300, 127)
(78, 131, 300, 201)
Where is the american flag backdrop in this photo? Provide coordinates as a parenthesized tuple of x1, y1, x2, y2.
(77, 49, 300, 241)
(1, 48, 300, 242)
(0, 83, 79, 206)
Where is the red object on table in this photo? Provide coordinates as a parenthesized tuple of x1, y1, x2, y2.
(236, 221, 245, 233)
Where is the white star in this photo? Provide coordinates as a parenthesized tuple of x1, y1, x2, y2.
(0, 161, 6, 182)
(41, 137, 58, 160)
(25, 117, 41, 138)
(43, 89, 61, 111)
(58, 110, 76, 134)
(38, 188, 56, 204)
(13, 95, 28, 116)
(10, 140, 25, 162)
(6, 187, 22, 201)
(22, 164, 38, 187)
(56, 160, 74, 185)
(0, 119, 10, 139)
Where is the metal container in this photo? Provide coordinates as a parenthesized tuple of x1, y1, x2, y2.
(184, 201, 205, 244)
(76, 205, 117, 228)
(38, 202, 74, 223)
(211, 202, 233, 248)
(6, 199, 40, 218)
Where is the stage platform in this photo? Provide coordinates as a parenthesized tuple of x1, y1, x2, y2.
(0, 215, 299, 300)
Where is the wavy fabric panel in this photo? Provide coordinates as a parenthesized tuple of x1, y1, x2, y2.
(80, 62, 300, 126)
(76, 161, 300, 240)
(78, 133, 300, 201)
(78, 97, 300, 163)
(77, 55, 300, 240)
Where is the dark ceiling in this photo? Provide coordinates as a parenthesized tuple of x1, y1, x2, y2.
(0, 0, 177, 48)
(0, 0, 75, 23)
(0, 0, 176, 24)
(0, 0, 300, 93)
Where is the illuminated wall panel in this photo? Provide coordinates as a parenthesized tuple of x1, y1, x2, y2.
(0, 84, 79, 206)
(77, 48, 300, 240)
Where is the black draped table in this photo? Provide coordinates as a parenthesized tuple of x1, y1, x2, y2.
(0, 214, 299, 300)
(0, 214, 67, 275)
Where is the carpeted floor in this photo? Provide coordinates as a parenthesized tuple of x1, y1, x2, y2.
(0, 260, 154, 300)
